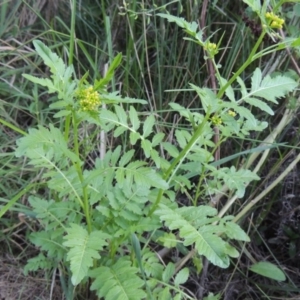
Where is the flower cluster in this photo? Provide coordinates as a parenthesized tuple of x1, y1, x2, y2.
(211, 115, 222, 126)
(228, 110, 236, 117)
(204, 42, 218, 56)
(265, 12, 284, 29)
(76, 86, 101, 112)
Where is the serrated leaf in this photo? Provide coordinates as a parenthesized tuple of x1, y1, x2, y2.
(45, 166, 83, 205)
(220, 219, 250, 241)
(129, 106, 140, 131)
(190, 84, 219, 113)
(63, 224, 109, 285)
(174, 268, 189, 286)
(162, 262, 175, 283)
(15, 124, 80, 165)
(114, 105, 128, 126)
(114, 126, 127, 137)
(150, 149, 162, 168)
(152, 132, 165, 147)
(175, 130, 187, 149)
(162, 142, 179, 158)
(53, 110, 71, 118)
(251, 67, 262, 92)
(122, 164, 168, 190)
(244, 97, 274, 115)
(142, 250, 164, 278)
(30, 230, 66, 260)
(156, 204, 248, 268)
(249, 262, 286, 281)
(33, 40, 65, 75)
(116, 159, 165, 189)
(169, 102, 190, 119)
(157, 13, 200, 37)
(158, 232, 178, 248)
(22, 74, 56, 90)
(101, 92, 147, 105)
(90, 258, 146, 300)
(119, 150, 135, 167)
(141, 139, 152, 158)
(233, 105, 256, 126)
(219, 77, 235, 102)
(157, 13, 189, 29)
(100, 109, 120, 124)
(237, 76, 247, 97)
(250, 68, 297, 103)
(24, 253, 53, 275)
(25, 40, 76, 102)
(243, 119, 268, 133)
(216, 166, 259, 198)
(130, 131, 140, 145)
(49, 100, 69, 109)
(143, 114, 155, 138)
(111, 146, 122, 165)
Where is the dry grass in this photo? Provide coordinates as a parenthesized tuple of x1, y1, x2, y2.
(0, 255, 62, 300)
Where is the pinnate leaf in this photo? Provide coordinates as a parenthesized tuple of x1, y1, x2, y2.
(90, 258, 146, 300)
(63, 224, 110, 285)
(143, 114, 155, 138)
(129, 106, 140, 131)
(156, 204, 249, 268)
(32, 40, 65, 75)
(174, 267, 189, 286)
(250, 68, 297, 103)
(215, 166, 260, 198)
(157, 13, 199, 37)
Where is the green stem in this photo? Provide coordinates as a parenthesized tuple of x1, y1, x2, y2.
(71, 111, 92, 233)
(64, 114, 71, 142)
(0, 118, 27, 136)
(194, 136, 225, 206)
(148, 109, 211, 216)
(217, 30, 266, 99)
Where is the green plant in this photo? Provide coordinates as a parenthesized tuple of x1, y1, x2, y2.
(12, 1, 299, 299)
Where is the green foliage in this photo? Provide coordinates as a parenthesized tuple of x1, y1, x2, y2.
(63, 224, 110, 285)
(156, 204, 249, 268)
(23, 253, 54, 276)
(12, 0, 299, 296)
(249, 68, 298, 103)
(249, 261, 286, 281)
(90, 258, 147, 300)
(23, 40, 76, 104)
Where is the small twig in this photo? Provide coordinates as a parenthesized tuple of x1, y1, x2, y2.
(197, 258, 209, 299)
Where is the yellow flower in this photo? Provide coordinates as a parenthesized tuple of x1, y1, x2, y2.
(211, 115, 222, 126)
(204, 42, 216, 50)
(204, 42, 218, 56)
(265, 11, 284, 29)
(76, 86, 101, 112)
(228, 110, 236, 117)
